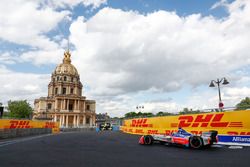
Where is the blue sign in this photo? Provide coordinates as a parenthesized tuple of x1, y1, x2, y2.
(218, 135, 250, 144)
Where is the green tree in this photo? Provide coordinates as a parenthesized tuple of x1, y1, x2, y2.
(142, 112, 154, 117)
(124, 112, 137, 118)
(156, 111, 173, 116)
(156, 111, 164, 116)
(179, 108, 190, 115)
(236, 97, 250, 110)
(179, 108, 201, 115)
(8, 100, 33, 119)
(124, 111, 154, 118)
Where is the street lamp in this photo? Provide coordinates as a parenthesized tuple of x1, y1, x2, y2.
(136, 105, 144, 111)
(209, 77, 229, 110)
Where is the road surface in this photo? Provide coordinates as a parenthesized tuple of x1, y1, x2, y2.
(0, 131, 249, 167)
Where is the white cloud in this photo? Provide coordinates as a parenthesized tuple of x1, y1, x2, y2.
(44, 0, 107, 9)
(0, 0, 70, 50)
(70, 2, 250, 95)
(0, 52, 18, 64)
(67, 1, 250, 116)
(224, 87, 250, 101)
(211, 0, 229, 10)
(1, 0, 250, 117)
(20, 49, 65, 65)
(0, 66, 50, 106)
(143, 101, 180, 114)
(0, 0, 106, 65)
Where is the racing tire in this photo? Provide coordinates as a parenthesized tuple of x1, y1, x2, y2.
(189, 136, 203, 149)
(144, 135, 154, 145)
(209, 130, 218, 144)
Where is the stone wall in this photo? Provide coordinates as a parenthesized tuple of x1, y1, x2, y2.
(60, 127, 95, 132)
(0, 128, 52, 139)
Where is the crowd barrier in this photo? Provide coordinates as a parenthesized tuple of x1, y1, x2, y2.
(121, 110, 250, 145)
(0, 119, 60, 135)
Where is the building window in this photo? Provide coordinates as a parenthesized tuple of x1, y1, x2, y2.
(63, 88, 66, 94)
(69, 104, 73, 111)
(86, 117, 90, 124)
(64, 76, 67, 81)
(86, 105, 90, 110)
(71, 77, 74, 82)
(55, 88, 58, 94)
(70, 88, 73, 94)
(47, 103, 52, 109)
(57, 76, 59, 81)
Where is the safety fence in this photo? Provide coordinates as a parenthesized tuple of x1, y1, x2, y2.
(0, 119, 59, 139)
(121, 110, 250, 144)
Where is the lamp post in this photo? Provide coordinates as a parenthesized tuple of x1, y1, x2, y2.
(209, 77, 229, 110)
(136, 105, 144, 112)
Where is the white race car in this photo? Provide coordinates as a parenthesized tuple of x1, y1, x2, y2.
(139, 128, 218, 149)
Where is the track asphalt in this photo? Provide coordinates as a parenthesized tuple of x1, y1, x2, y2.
(0, 131, 249, 167)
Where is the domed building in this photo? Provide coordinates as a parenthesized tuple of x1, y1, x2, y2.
(33, 51, 96, 128)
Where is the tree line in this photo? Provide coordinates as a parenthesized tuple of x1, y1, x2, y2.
(124, 108, 201, 118)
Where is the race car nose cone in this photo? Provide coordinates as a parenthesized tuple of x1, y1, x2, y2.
(139, 136, 145, 144)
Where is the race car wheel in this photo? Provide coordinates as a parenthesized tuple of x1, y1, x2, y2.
(209, 130, 218, 144)
(144, 135, 154, 145)
(189, 136, 203, 149)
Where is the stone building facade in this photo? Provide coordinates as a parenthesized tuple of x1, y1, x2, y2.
(33, 51, 96, 128)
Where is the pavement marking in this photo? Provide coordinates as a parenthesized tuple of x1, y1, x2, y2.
(211, 144, 224, 148)
(228, 146, 243, 149)
(0, 134, 53, 147)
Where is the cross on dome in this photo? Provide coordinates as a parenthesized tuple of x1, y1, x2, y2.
(63, 50, 71, 64)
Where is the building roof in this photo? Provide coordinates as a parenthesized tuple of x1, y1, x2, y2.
(53, 51, 79, 76)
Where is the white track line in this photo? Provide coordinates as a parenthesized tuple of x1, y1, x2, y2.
(217, 142, 250, 147)
(0, 134, 53, 147)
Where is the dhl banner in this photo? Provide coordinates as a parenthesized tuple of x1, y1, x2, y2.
(121, 110, 250, 144)
(0, 119, 60, 134)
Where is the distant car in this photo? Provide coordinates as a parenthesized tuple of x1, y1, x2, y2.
(99, 123, 113, 131)
(139, 128, 218, 149)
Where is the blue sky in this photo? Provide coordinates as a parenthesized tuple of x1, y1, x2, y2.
(0, 0, 250, 117)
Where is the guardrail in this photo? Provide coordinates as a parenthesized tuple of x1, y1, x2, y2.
(121, 110, 250, 145)
(0, 119, 60, 140)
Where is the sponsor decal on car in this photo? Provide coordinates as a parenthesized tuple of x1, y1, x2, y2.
(219, 135, 250, 143)
(233, 137, 250, 142)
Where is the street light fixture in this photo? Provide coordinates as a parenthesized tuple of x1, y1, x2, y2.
(209, 77, 229, 110)
(136, 105, 144, 113)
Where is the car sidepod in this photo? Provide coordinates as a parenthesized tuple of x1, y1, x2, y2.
(172, 136, 189, 146)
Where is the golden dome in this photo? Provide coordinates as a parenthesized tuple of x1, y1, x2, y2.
(54, 51, 79, 76)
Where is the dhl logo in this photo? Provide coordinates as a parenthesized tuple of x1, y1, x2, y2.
(165, 130, 250, 136)
(44, 122, 56, 128)
(130, 119, 153, 128)
(8, 120, 32, 129)
(135, 129, 144, 134)
(147, 129, 158, 134)
(171, 113, 243, 128)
